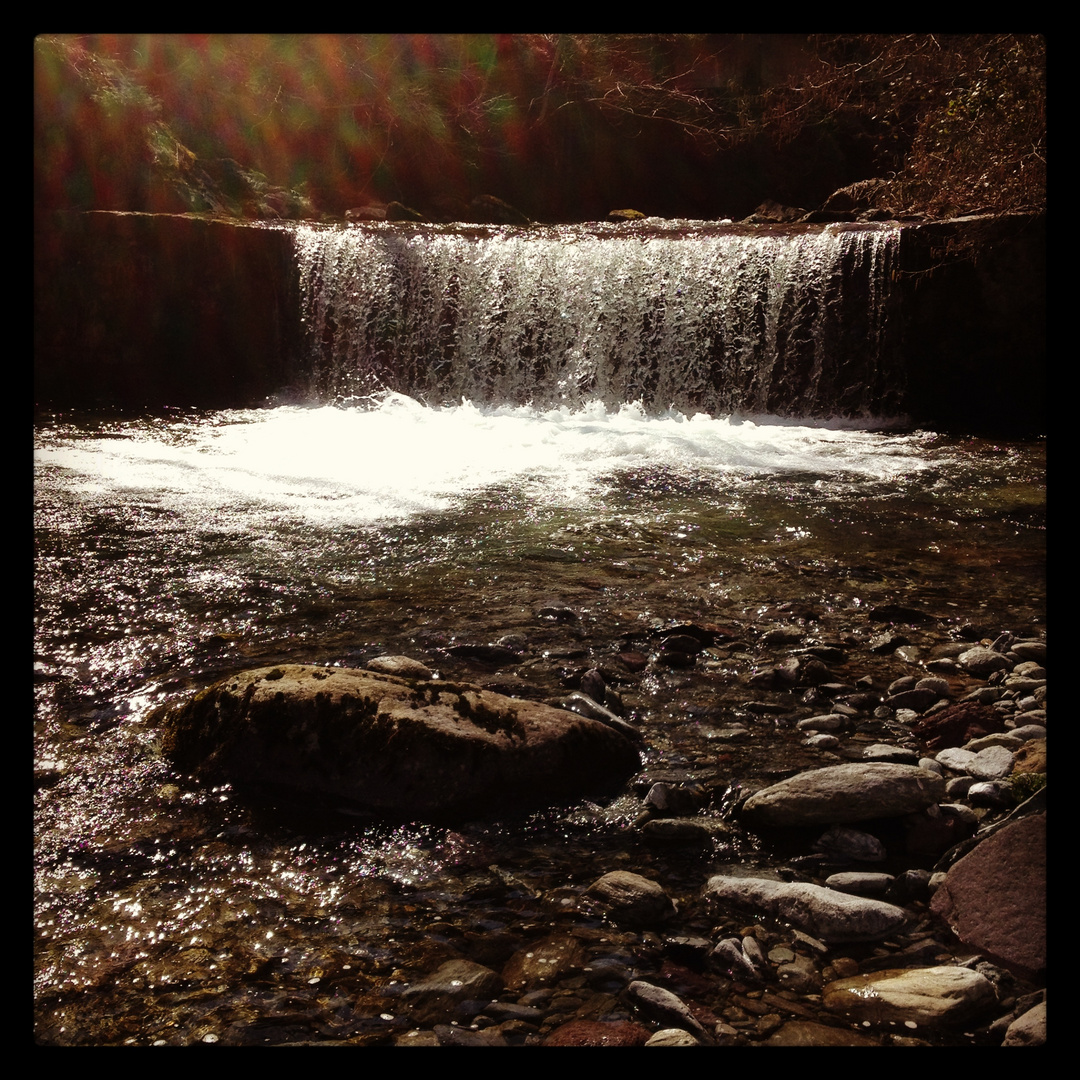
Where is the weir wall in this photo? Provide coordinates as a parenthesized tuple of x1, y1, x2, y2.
(34, 210, 1044, 432)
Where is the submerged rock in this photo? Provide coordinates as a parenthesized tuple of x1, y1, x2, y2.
(502, 934, 586, 991)
(586, 870, 677, 927)
(159, 664, 640, 819)
(400, 958, 503, 1025)
(543, 1020, 651, 1047)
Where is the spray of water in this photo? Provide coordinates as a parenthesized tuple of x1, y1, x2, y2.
(294, 221, 902, 419)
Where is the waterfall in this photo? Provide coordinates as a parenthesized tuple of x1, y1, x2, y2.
(293, 220, 902, 419)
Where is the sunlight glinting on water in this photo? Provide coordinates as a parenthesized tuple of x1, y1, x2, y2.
(36, 396, 933, 528)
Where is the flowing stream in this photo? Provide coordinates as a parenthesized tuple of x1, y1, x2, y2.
(34, 222, 1044, 1046)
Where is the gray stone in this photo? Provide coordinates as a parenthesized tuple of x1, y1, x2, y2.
(964, 732, 1023, 751)
(1008, 724, 1047, 742)
(862, 743, 920, 764)
(626, 981, 710, 1041)
(968, 744, 1015, 780)
(1010, 661, 1045, 678)
(366, 654, 434, 679)
(1009, 641, 1046, 663)
(945, 775, 975, 798)
(824, 872, 895, 896)
(958, 647, 1012, 677)
(936, 747, 977, 773)
(1003, 676, 1045, 694)
(915, 676, 952, 697)
(795, 713, 847, 731)
(703, 875, 908, 943)
(645, 1028, 702, 1046)
(711, 938, 762, 982)
(740, 762, 945, 827)
(967, 780, 1015, 807)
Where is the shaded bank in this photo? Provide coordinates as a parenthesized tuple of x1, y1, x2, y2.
(34, 210, 1044, 432)
(34, 212, 303, 410)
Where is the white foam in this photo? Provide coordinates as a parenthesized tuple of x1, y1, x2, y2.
(36, 397, 935, 529)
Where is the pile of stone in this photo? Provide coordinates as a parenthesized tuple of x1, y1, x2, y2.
(159, 627, 1045, 1046)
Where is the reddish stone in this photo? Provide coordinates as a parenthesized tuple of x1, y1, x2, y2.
(659, 959, 715, 997)
(911, 701, 1006, 752)
(930, 813, 1046, 979)
(542, 1020, 652, 1047)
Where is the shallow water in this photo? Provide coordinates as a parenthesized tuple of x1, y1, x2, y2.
(34, 398, 1044, 1045)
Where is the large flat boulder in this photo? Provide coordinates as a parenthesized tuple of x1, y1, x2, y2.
(160, 664, 641, 819)
(740, 762, 946, 828)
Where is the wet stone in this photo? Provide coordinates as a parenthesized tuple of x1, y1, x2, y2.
(958, 647, 1012, 678)
(586, 871, 677, 927)
(646, 1027, 703, 1045)
(703, 875, 909, 944)
(502, 935, 586, 991)
(862, 743, 920, 763)
(740, 762, 945, 827)
(542, 1020, 651, 1047)
(823, 966, 997, 1028)
(366, 655, 434, 679)
(824, 872, 895, 896)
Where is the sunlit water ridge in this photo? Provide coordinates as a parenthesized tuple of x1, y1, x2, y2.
(37, 397, 935, 528)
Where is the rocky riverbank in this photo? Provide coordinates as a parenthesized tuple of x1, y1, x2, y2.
(162, 620, 1045, 1047)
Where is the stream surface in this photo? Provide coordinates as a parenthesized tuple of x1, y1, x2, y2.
(34, 397, 1045, 1045)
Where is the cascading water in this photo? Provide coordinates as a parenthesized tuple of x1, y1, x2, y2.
(294, 220, 902, 419)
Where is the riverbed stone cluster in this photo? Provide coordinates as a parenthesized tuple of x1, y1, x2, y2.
(162, 623, 1045, 1046)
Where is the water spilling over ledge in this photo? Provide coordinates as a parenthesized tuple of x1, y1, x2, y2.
(294, 220, 901, 420)
(35, 210, 1044, 431)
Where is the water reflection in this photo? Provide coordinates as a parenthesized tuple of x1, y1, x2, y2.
(35, 402, 1044, 1044)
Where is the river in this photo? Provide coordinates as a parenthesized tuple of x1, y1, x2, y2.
(34, 397, 1044, 1044)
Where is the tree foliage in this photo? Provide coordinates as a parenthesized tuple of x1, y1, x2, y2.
(757, 34, 1045, 215)
(36, 34, 1044, 221)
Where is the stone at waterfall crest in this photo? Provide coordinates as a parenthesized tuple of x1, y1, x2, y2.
(159, 664, 641, 819)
